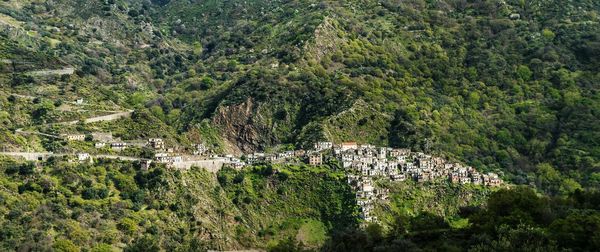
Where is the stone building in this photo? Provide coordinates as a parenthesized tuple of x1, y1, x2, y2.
(148, 138, 165, 150)
(314, 141, 333, 151)
(308, 153, 323, 166)
(63, 134, 85, 141)
(111, 142, 127, 151)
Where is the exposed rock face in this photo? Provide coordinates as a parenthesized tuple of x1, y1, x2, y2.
(304, 17, 347, 62)
(212, 98, 275, 153)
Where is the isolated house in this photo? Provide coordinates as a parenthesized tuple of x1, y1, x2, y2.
(417, 172, 431, 182)
(391, 173, 406, 181)
(231, 161, 246, 169)
(111, 142, 127, 151)
(471, 174, 482, 185)
(63, 134, 85, 141)
(265, 154, 277, 162)
(246, 154, 258, 164)
(193, 143, 208, 155)
(155, 153, 183, 166)
(294, 149, 306, 157)
(277, 151, 294, 160)
(140, 160, 152, 171)
(148, 138, 165, 150)
(418, 158, 432, 170)
(77, 153, 92, 163)
(449, 173, 461, 183)
(377, 147, 387, 159)
(484, 173, 502, 186)
(389, 148, 410, 157)
(361, 183, 374, 197)
(460, 177, 471, 184)
(92, 132, 113, 143)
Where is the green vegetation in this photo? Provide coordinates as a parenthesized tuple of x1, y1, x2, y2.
(376, 179, 493, 224)
(217, 164, 358, 248)
(8, 155, 594, 251)
(0, 157, 358, 251)
(0, 0, 599, 250)
(1, 0, 598, 188)
(324, 187, 600, 251)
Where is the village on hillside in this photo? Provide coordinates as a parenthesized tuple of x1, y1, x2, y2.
(244, 141, 503, 222)
(6, 116, 504, 223)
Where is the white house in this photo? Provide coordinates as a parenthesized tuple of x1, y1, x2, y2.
(314, 141, 333, 151)
(77, 153, 92, 163)
(341, 142, 358, 151)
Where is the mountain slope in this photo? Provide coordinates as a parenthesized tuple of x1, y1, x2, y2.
(1, 0, 599, 205)
(0, 0, 600, 251)
(155, 0, 600, 188)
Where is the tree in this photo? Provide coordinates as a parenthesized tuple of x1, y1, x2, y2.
(549, 212, 600, 250)
(389, 109, 423, 149)
(52, 239, 79, 252)
(200, 76, 216, 90)
(542, 29, 555, 40)
(32, 100, 55, 122)
(125, 235, 160, 252)
(269, 237, 308, 252)
(118, 218, 138, 235)
(536, 163, 562, 195)
(516, 65, 532, 81)
(559, 178, 582, 195)
(128, 10, 139, 17)
(92, 243, 113, 252)
(473, 187, 551, 232)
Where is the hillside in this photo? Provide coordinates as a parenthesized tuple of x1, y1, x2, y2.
(0, 157, 358, 251)
(159, 0, 600, 188)
(1, 0, 598, 185)
(0, 0, 599, 251)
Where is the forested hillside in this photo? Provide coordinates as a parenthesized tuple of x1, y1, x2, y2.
(162, 0, 600, 191)
(0, 0, 599, 251)
(0, 157, 360, 251)
(1, 0, 598, 187)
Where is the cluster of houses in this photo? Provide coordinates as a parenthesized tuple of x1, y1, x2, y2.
(62, 131, 208, 156)
(148, 138, 199, 168)
(61, 130, 253, 171)
(346, 175, 389, 222)
(237, 141, 503, 222)
(63, 133, 219, 168)
(146, 139, 246, 170)
(312, 141, 503, 222)
(62, 132, 504, 223)
(245, 150, 312, 165)
(309, 142, 500, 184)
(329, 142, 502, 186)
(62, 132, 132, 151)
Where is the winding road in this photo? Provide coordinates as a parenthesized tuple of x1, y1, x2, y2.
(4, 99, 229, 172)
(26, 68, 75, 76)
(14, 108, 133, 138)
(0, 152, 228, 173)
(0, 152, 146, 162)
